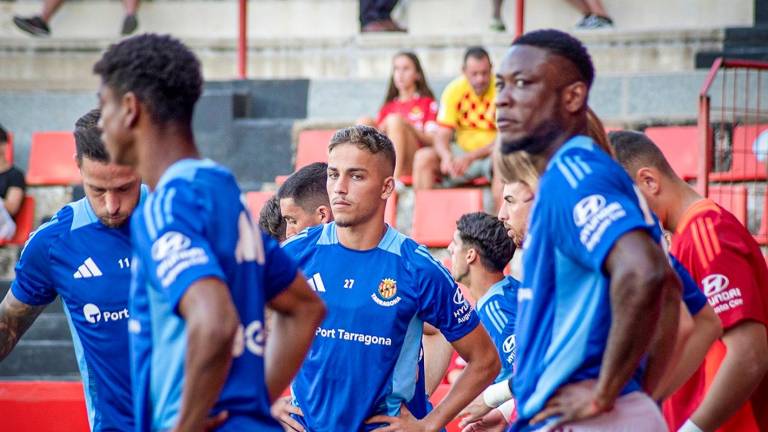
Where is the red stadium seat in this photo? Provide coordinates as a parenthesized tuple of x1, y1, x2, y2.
(245, 191, 273, 219)
(412, 189, 484, 247)
(710, 124, 768, 181)
(295, 129, 334, 170)
(26, 132, 80, 186)
(275, 175, 290, 186)
(0, 381, 90, 431)
(645, 126, 699, 180)
(4, 131, 13, 164)
(400, 175, 489, 187)
(708, 185, 748, 227)
(2, 196, 35, 247)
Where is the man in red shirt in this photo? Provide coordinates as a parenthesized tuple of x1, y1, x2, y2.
(611, 130, 768, 432)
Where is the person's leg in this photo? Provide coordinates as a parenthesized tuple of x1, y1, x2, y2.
(381, 114, 421, 179)
(565, 0, 590, 15)
(492, 0, 503, 20)
(357, 116, 378, 128)
(377, 0, 400, 19)
(120, 0, 139, 35)
(359, 0, 378, 26)
(584, 0, 608, 17)
(40, 0, 66, 22)
(122, 0, 139, 15)
(413, 147, 441, 190)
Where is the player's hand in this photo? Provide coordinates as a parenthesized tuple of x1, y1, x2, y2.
(460, 408, 508, 432)
(457, 394, 493, 427)
(271, 396, 305, 432)
(440, 155, 455, 176)
(451, 156, 473, 178)
(530, 379, 607, 428)
(366, 404, 431, 432)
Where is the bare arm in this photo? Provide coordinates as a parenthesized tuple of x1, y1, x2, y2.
(690, 321, 768, 431)
(434, 127, 454, 160)
(652, 304, 722, 401)
(3, 187, 23, 216)
(174, 277, 239, 432)
(642, 268, 684, 396)
(422, 323, 453, 396)
(265, 272, 325, 402)
(0, 290, 45, 360)
(597, 230, 678, 408)
(421, 326, 500, 431)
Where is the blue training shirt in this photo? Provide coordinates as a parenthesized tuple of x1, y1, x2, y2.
(513, 135, 664, 430)
(282, 223, 481, 432)
(129, 159, 298, 432)
(475, 276, 519, 383)
(12, 190, 147, 431)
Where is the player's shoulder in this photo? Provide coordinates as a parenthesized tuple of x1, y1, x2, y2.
(545, 135, 622, 185)
(397, 235, 455, 284)
(20, 202, 77, 256)
(158, 158, 237, 193)
(281, 223, 326, 252)
(677, 199, 756, 252)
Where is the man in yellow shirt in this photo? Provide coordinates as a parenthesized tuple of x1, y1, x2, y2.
(413, 47, 496, 189)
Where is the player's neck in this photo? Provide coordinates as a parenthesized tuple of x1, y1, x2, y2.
(336, 216, 387, 251)
(139, 124, 199, 190)
(468, 271, 505, 303)
(665, 181, 702, 232)
(398, 87, 417, 101)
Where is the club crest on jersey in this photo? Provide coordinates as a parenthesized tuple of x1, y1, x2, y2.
(372, 278, 401, 307)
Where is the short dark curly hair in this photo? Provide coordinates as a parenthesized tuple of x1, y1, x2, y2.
(74, 109, 109, 164)
(512, 29, 595, 89)
(0, 124, 8, 145)
(258, 195, 286, 242)
(328, 125, 396, 176)
(456, 212, 516, 272)
(93, 33, 203, 124)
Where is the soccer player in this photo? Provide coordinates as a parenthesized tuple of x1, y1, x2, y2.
(0, 109, 140, 431)
(496, 29, 682, 430)
(277, 162, 333, 239)
(279, 125, 500, 431)
(94, 34, 325, 431)
(259, 195, 287, 242)
(611, 130, 768, 432)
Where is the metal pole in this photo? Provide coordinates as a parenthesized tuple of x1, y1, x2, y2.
(515, 0, 525, 38)
(238, 0, 247, 79)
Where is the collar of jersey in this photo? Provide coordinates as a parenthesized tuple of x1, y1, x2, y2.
(545, 134, 595, 173)
(476, 276, 509, 310)
(319, 222, 404, 255)
(155, 158, 217, 190)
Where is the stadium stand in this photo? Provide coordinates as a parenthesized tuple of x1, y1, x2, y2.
(411, 189, 484, 247)
(708, 185, 749, 226)
(710, 124, 768, 181)
(25, 132, 80, 186)
(245, 191, 274, 219)
(644, 126, 699, 180)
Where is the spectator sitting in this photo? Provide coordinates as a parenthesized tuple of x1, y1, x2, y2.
(413, 47, 496, 190)
(0, 126, 26, 241)
(258, 195, 286, 242)
(360, 0, 405, 32)
(567, 0, 613, 29)
(277, 162, 332, 239)
(13, 0, 140, 37)
(359, 52, 438, 185)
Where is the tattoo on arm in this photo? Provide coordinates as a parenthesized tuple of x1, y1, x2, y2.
(0, 291, 45, 360)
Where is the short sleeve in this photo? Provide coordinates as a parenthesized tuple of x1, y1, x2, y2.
(554, 154, 656, 271)
(262, 232, 299, 302)
(9, 168, 26, 191)
(678, 234, 768, 329)
(424, 99, 439, 134)
(414, 246, 480, 342)
(137, 185, 225, 314)
(670, 254, 707, 316)
(436, 82, 460, 129)
(11, 226, 56, 306)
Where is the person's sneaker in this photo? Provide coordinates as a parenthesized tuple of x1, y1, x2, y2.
(490, 17, 506, 32)
(576, 14, 613, 29)
(12, 15, 50, 37)
(121, 14, 138, 36)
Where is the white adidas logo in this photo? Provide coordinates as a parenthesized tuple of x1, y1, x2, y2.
(73, 257, 103, 279)
(306, 273, 326, 292)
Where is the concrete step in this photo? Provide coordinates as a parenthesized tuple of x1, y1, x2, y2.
(23, 314, 71, 341)
(228, 118, 295, 189)
(0, 340, 78, 378)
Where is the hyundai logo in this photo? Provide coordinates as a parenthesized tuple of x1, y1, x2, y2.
(453, 288, 466, 305)
(503, 335, 516, 354)
(702, 274, 729, 297)
(152, 231, 192, 260)
(573, 194, 606, 227)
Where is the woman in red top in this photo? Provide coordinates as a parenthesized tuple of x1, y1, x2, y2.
(359, 52, 438, 181)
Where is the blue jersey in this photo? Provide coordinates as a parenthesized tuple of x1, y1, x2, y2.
(513, 136, 663, 430)
(282, 223, 480, 432)
(475, 276, 519, 383)
(11, 193, 146, 431)
(129, 159, 298, 432)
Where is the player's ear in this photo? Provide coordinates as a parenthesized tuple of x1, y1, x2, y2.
(636, 167, 661, 196)
(562, 81, 588, 114)
(316, 205, 332, 224)
(381, 176, 395, 200)
(122, 91, 140, 130)
(465, 248, 478, 265)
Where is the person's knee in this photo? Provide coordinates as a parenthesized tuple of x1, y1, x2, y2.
(356, 116, 377, 127)
(384, 113, 407, 130)
(413, 148, 438, 170)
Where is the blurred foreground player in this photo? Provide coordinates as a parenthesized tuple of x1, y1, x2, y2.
(280, 125, 500, 431)
(612, 130, 768, 432)
(95, 33, 325, 431)
(0, 109, 141, 431)
(496, 29, 681, 430)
